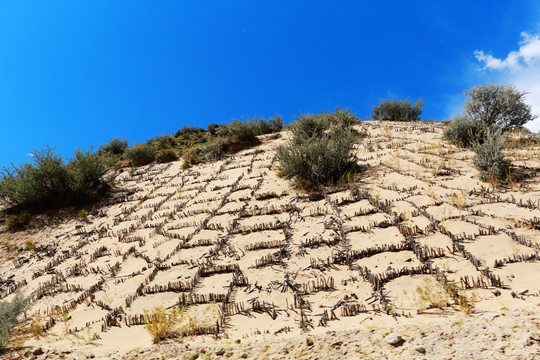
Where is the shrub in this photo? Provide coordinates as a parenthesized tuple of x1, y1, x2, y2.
(0, 291, 30, 352)
(68, 149, 111, 203)
(473, 129, 511, 182)
(99, 138, 128, 155)
(5, 213, 30, 232)
(149, 134, 176, 150)
(257, 115, 284, 134)
(174, 126, 205, 138)
(156, 148, 179, 163)
(207, 123, 225, 136)
(0, 147, 113, 214)
(227, 120, 261, 142)
(182, 139, 229, 168)
(0, 147, 72, 210)
(24, 238, 36, 251)
(443, 115, 487, 148)
(125, 144, 157, 167)
(289, 113, 329, 139)
(463, 84, 537, 131)
(371, 98, 424, 121)
(414, 278, 449, 312)
(277, 112, 360, 188)
(144, 306, 183, 344)
(226, 116, 284, 142)
(328, 107, 360, 128)
(78, 209, 88, 219)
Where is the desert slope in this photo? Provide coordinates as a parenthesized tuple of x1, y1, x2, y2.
(1, 121, 539, 359)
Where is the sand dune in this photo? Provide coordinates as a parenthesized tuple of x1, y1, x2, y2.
(1, 121, 539, 359)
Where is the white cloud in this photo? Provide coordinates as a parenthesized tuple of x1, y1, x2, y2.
(475, 32, 540, 70)
(475, 32, 540, 132)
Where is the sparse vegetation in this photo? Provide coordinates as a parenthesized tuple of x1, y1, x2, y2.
(181, 117, 282, 168)
(0, 291, 30, 352)
(371, 98, 424, 121)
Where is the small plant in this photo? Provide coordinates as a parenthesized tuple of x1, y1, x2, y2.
(5, 213, 30, 232)
(0, 291, 30, 352)
(30, 313, 44, 339)
(61, 305, 71, 335)
(78, 209, 88, 219)
(0, 239, 16, 252)
(458, 291, 477, 315)
(125, 143, 157, 167)
(414, 278, 449, 312)
(24, 239, 36, 251)
(85, 328, 99, 344)
(144, 306, 183, 344)
(448, 193, 466, 209)
(473, 130, 511, 182)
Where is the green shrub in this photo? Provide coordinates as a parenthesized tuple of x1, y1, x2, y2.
(5, 212, 30, 232)
(328, 107, 360, 128)
(207, 123, 225, 136)
(174, 126, 205, 138)
(227, 120, 261, 142)
(443, 115, 487, 148)
(0, 147, 113, 213)
(0, 291, 30, 352)
(277, 110, 360, 188)
(182, 139, 229, 168)
(149, 134, 177, 150)
(0, 147, 72, 210)
(68, 149, 111, 203)
(473, 130, 511, 182)
(289, 113, 330, 139)
(78, 209, 88, 219)
(256, 115, 284, 134)
(156, 148, 179, 163)
(371, 98, 424, 121)
(226, 116, 284, 142)
(463, 84, 537, 131)
(125, 144, 157, 167)
(99, 138, 128, 155)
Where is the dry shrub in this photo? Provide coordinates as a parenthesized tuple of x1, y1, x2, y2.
(144, 306, 183, 344)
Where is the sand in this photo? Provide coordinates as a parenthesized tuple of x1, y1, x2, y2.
(1, 120, 539, 359)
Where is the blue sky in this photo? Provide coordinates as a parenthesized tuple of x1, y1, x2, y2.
(1, 1, 540, 168)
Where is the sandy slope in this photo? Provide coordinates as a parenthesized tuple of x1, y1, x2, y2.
(1, 121, 539, 359)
